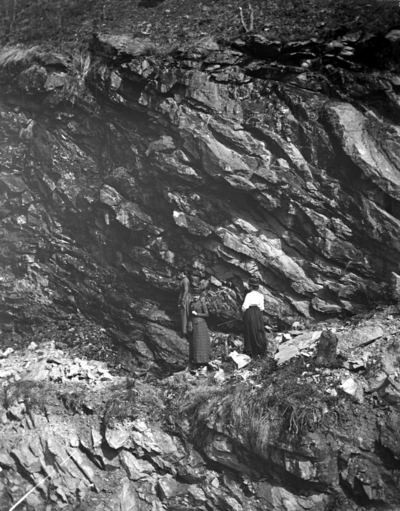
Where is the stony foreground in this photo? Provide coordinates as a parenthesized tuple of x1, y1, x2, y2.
(1, 304, 400, 510)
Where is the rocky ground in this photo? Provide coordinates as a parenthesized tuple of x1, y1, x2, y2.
(1, 303, 400, 510)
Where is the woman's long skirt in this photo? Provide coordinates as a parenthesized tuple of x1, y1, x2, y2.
(191, 319, 211, 364)
(243, 306, 267, 357)
(180, 293, 192, 335)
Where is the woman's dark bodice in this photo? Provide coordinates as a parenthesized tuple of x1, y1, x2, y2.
(190, 299, 209, 323)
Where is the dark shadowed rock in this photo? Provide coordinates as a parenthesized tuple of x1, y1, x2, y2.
(390, 271, 400, 301)
(144, 322, 189, 369)
(315, 330, 338, 367)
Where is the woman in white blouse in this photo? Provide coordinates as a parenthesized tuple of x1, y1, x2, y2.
(241, 277, 267, 358)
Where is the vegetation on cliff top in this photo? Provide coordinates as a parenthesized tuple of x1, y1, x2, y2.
(170, 356, 341, 453)
(1, 0, 400, 52)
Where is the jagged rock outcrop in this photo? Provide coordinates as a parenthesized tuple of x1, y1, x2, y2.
(0, 341, 334, 511)
(2, 310, 400, 510)
(2, 29, 400, 365)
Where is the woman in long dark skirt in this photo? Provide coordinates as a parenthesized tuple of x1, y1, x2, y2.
(241, 278, 267, 358)
(189, 287, 211, 367)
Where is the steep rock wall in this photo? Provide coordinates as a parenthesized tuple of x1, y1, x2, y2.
(1, 31, 400, 364)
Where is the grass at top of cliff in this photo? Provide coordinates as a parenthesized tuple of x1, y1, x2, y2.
(174, 357, 342, 451)
(1, 0, 400, 52)
(103, 378, 165, 426)
(0, 45, 43, 67)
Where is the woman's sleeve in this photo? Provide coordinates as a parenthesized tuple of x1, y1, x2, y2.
(241, 293, 249, 312)
(259, 292, 265, 311)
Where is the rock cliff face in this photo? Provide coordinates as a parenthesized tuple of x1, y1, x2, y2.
(2, 30, 400, 365)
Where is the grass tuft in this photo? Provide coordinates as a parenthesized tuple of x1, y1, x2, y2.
(58, 385, 89, 414)
(175, 357, 340, 455)
(61, 50, 92, 105)
(0, 45, 42, 68)
(103, 378, 165, 426)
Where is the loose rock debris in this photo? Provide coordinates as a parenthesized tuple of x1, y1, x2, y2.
(1, 306, 400, 510)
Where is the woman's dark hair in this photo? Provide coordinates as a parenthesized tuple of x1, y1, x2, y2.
(182, 265, 192, 276)
(179, 267, 192, 280)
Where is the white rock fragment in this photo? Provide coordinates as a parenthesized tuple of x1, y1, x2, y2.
(91, 428, 102, 448)
(2, 347, 14, 358)
(214, 368, 225, 383)
(0, 369, 15, 379)
(99, 372, 113, 381)
(340, 378, 358, 395)
(340, 377, 364, 403)
(229, 351, 251, 369)
(69, 433, 80, 448)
